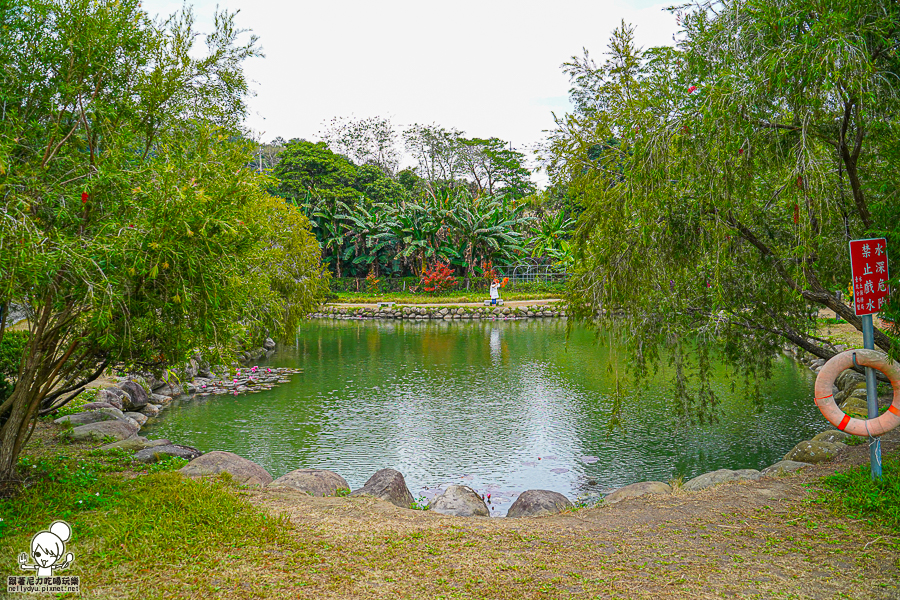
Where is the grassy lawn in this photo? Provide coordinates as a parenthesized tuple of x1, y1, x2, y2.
(332, 291, 562, 304)
(1, 422, 897, 599)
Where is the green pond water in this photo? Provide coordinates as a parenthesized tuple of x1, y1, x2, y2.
(144, 319, 827, 516)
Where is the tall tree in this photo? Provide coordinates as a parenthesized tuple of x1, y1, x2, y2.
(0, 0, 326, 480)
(546, 2, 900, 422)
(402, 124, 466, 193)
(460, 137, 535, 198)
(319, 116, 401, 176)
(271, 139, 358, 204)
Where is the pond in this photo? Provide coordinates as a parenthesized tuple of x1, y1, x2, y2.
(144, 319, 827, 516)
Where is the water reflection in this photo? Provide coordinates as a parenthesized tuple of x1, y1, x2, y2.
(144, 319, 824, 516)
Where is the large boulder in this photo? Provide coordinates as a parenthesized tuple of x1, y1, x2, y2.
(99, 436, 171, 452)
(78, 402, 116, 412)
(96, 388, 126, 410)
(683, 469, 761, 491)
(184, 358, 199, 379)
(506, 490, 573, 518)
(835, 370, 865, 392)
(840, 398, 869, 419)
(140, 404, 161, 417)
(154, 382, 183, 397)
(812, 430, 852, 444)
(604, 481, 672, 504)
(124, 412, 148, 427)
(150, 393, 173, 406)
(263, 337, 276, 350)
(179, 451, 272, 487)
(269, 468, 348, 496)
(350, 468, 414, 508)
(761, 460, 812, 477)
(429, 485, 490, 517)
(149, 374, 166, 391)
(783, 440, 846, 464)
(55, 411, 117, 426)
(119, 381, 150, 411)
(133, 444, 202, 464)
(67, 419, 139, 442)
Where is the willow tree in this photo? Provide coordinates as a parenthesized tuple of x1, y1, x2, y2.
(0, 0, 327, 480)
(546, 1, 900, 422)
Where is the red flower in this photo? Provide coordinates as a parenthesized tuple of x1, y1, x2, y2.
(738, 148, 744, 155)
(81, 192, 88, 203)
(688, 85, 697, 93)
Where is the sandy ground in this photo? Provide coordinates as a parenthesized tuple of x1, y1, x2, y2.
(238, 429, 900, 600)
(332, 299, 564, 309)
(815, 308, 896, 349)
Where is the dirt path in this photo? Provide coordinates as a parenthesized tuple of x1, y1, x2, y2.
(816, 308, 894, 349)
(238, 433, 899, 599)
(332, 298, 563, 309)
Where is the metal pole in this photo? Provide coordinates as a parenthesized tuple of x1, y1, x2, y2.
(861, 314, 883, 479)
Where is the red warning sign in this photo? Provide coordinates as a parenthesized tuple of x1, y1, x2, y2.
(849, 238, 890, 316)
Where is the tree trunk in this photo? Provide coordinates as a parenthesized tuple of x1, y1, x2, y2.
(465, 243, 475, 278)
(0, 385, 38, 481)
(0, 342, 51, 481)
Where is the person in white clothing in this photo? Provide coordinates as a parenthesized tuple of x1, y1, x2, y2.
(489, 278, 501, 305)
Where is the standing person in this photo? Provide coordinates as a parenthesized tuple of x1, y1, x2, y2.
(489, 278, 501, 305)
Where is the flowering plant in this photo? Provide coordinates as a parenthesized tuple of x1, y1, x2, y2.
(421, 262, 456, 294)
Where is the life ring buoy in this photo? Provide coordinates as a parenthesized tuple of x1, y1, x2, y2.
(814, 349, 900, 437)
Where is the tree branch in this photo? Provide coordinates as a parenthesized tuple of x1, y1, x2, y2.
(838, 98, 872, 229)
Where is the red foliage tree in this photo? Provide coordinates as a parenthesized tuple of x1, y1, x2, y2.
(421, 262, 457, 294)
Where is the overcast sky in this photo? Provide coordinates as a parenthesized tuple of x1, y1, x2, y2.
(141, 0, 679, 181)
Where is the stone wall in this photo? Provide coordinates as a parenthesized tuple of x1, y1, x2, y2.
(309, 304, 566, 321)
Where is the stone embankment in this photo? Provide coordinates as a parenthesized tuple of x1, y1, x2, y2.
(786, 342, 892, 419)
(54, 338, 300, 464)
(309, 304, 566, 321)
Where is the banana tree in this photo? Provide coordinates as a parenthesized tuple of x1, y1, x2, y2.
(390, 203, 457, 276)
(447, 193, 530, 276)
(345, 199, 404, 276)
(312, 200, 350, 277)
(529, 210, 575, 266)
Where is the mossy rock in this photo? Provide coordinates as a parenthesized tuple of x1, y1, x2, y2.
(812, 430, 851, 444)
(783, 440, 846, 464)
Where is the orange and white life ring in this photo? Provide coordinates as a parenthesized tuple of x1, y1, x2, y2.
(814, 349, 900, 437)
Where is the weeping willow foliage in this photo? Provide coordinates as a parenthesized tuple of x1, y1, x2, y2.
(545, 0, 900, 424)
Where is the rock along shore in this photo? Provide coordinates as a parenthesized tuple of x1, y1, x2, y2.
(54, 339, 301, 465)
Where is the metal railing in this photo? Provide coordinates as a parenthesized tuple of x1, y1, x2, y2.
(497, 261, 568, 283)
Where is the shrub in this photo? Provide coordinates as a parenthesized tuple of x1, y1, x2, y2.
(421, 262, 457, 294)
(365, 271, 381, 294)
